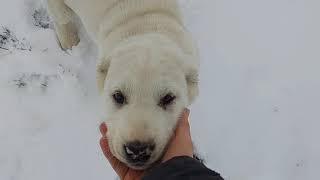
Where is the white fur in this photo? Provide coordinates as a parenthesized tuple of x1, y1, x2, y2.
(47, 0, 199, 169)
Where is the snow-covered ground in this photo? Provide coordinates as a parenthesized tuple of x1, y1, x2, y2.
(1, 0, 319, 180)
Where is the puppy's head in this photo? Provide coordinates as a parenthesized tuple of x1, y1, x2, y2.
(97, 38, 198, 169)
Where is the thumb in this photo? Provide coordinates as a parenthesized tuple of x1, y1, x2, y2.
(162, 109, 193, 162)
(99, 124, 128, 178)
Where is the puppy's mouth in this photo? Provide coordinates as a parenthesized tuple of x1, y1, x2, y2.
(120, 141, 156, 169)
(127, 162, 150, 169)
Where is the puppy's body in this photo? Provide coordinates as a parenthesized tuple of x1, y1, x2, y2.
(48, 0, 199, 169)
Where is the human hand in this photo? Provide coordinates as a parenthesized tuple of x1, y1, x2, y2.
(161, 109, 193, 162)
(99, 109, 193, 180)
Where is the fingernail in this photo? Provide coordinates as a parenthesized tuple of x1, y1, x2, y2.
(185, 108, 190, 116)
(99, 122, 108, 137)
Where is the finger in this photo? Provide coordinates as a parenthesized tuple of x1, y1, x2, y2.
(100, 137, 128, 178)
(99, 122, 107, 137)
(162, 109, 193, 162)
(185, 108, 190, 116)
(99, 137, 116, 164)
(173, 109, 189, 137)
(177, 109, 191, 134)
(174, 109, 193, 154)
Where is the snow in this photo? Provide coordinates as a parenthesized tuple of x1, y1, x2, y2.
(0, 0, 319, 180)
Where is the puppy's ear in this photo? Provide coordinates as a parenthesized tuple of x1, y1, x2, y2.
(185, 65, 199, 105)
(179, 52, 199, 105)
(96, 58, 110, 94)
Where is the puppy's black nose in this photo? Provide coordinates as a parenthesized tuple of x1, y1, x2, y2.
(124, 141, 155, 164)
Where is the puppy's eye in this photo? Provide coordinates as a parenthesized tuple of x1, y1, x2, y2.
(159, 93, 176, 109)
(112, 91, 126, 105)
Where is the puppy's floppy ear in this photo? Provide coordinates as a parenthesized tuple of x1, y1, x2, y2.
(184, 65, 199, 105)
(182, 55, 199, 105)
(96, 58, 110, 94)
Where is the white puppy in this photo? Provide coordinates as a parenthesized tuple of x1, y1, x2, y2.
(47, 0, 199, 169)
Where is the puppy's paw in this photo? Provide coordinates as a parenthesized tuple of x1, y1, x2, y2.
(55, 22, 80, 50)
(58, 31, 80, 50)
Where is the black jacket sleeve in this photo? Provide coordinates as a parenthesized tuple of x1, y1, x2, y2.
(142, 156, 224, 180)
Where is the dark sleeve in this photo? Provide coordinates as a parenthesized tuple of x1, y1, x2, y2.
(142, 156, 224, 180)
